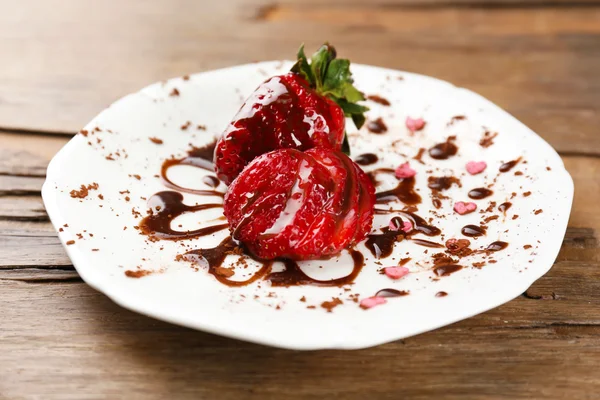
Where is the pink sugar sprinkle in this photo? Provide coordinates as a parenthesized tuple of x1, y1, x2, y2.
(454, 201, 477, 215)
(406, 117, 426, 132)
(360, 296, 387, 310)
(395, 162, 416, 179)
(466, 161, 487, 175)
(384, 266, 410, 280)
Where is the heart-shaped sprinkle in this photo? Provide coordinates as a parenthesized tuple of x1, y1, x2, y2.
(406, 117, 426, 132)
(401, 221, 412, 232)
(359, 296, 387, 310)
(454, 201, 477, 215)
(384, 266, 410, 280)
(466, 161, 487, 175)
(395, 162, 416, 179)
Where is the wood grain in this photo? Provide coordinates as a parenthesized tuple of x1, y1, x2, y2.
(1, 279, 599, 400)
(0, 1, 599, 155)
(0, 132, 69, 176)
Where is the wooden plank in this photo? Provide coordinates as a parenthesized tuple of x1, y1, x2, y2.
(0, 2, 599, 155)
(0, 175, 44, 195)
(0, 196, 47, 221)
(0, 132, 69, 176)
(0, 278, 599, 400)
(0, 268, 80, 282)
(0, 222, 71, 267)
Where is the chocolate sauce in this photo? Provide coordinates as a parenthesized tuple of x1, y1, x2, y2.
(375, 288, 409, 298)
(185, 239, 365, 288)
(461, 225, 486, 237)
(202, 175, 220, 188)
(267, 250, 365, 287)
(366, 95, 391, 106)
(499, 157, 522, 173)
(139, 191, 226, 240)
(436, 291, 448, 297)
(468, 188, 494, 200)
(354, 153, 379, 166)
(429, 138, 458, 160)
(428, 176, 460, 191)
(377, 178, 421, 205)
(388, 216, 404, 231)
(433, 264, 463, 277)
(184, 237, 272, 287)
(413, 148, 426, 164)
(161, 140, 224, 197)
(367, 117, 388, 134)
(402, 211, 442, 236)
(366, 210, 441, 258)
(367, 168, 422, 205)
(411, 238, 445, 248)
(498, 202, 512, 213)
(366, 228, 404, 258)
(486, 241, 509, 251)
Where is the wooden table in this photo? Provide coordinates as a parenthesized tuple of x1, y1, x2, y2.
(1, 1, 599, 398)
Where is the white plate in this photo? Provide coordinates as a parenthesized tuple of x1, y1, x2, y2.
(42, 61, 573, 350)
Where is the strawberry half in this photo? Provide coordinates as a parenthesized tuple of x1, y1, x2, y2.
(223, 148, 375, 260)
(214, 43, 369, 185)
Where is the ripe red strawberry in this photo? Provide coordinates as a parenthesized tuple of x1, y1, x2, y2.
(223, 148, 375, 260)
(214, 44, 369, 185)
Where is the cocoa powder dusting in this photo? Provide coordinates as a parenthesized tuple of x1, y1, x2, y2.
(321, 297, 343, 313)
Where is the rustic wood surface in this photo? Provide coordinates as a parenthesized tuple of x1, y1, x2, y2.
(1, 1, 599, 399)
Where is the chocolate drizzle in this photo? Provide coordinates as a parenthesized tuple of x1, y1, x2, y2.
(366, 211, 441, 258)
(202, 175, 220, 188)
(411, 238, 445, 248)
(369, 169, 421, 205)
(367, 117, 388, 133)
(184, 237, 272, 287)
(139, 191, 226, 240)
(354, 153, 379, 166)
(375, 288, 409, 298)
(468, 188, 494, 200)
(499, 157, 522, 173)
(184, 239, 365, 288)
(160, 140, 223, 196)
(429, 137, 458, 160)
(461, 225, 486, 237)
(486, 241, 509, 251)
(365, 228, 404, 258)
(366, 94, 391, 106)
(498, 202, 512, 213)
(428, 176, 460, 191)
(402, 211, 442, 236)
(433, 264, 463, 277)
(268, 250, 365, 287)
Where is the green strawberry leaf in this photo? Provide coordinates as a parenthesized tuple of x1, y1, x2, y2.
(290, 42, 369, 151)
(290, 44, 314, 84)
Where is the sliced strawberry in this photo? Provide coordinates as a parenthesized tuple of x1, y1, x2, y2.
(223, 149, 301, 252)
(214, 43, 369, 185)
(305, 148, 360, 255)
(223, 147, 375, 260)
(353, 163, 376, 243)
